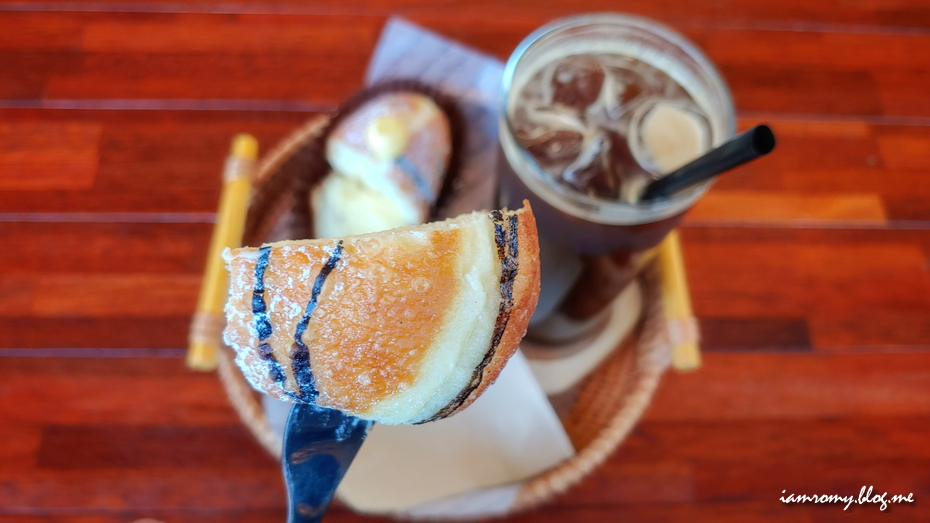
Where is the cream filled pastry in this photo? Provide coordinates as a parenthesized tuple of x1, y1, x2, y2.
(224, 204, 540, 425)
(313, 91, 452, 238)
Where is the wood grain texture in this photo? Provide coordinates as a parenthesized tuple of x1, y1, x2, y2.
(0, 317, 193, 349)
(1, 2, 929, 522)
(0, 122, 101, 190)
(0, 274, 200, 317)
(0, 357, 241, 426)
(0, 469, 285, 510)
(0, 14, 82, 49)
(646, 352, 930, 421)
(36, 425, 273, 469)
(0, 108, 314, 212)
(0, 222, 211, 274)
(5, 0, 930, 28)
(698, 317, 811, 351)
(689, 191, 887, 223)
(81, 16, 380, 53)
(809, 313, 930, 350)
(2, 12, 930, 116)
(685, 240, 930, 318)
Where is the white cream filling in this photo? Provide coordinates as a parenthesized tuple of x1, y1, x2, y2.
(359, 216, 501, 424)
(327, 140, 421, 226)
(313, 174, 417, 238)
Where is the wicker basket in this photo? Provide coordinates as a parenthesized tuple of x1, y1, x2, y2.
(216, 115, 674, 518)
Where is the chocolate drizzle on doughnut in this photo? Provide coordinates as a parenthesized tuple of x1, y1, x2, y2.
(420, 211, 519, 423)
(396, 155, 435, 202)
(290, 241, 345, 402)
(252, 246, 293, 395)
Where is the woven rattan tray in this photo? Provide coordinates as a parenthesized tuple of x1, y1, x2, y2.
(215, 115, 674, 518)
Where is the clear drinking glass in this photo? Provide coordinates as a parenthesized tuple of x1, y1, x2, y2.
(497, 14, 736, 344)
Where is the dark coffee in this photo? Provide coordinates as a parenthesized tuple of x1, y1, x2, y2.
(498, 144, 687, 343)
(511, 53, 711, 204)
(498, 15, 735, 344)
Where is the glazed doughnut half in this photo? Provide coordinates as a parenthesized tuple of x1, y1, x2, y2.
(224, 203, 540, 425)
(314, 91, 452, 238)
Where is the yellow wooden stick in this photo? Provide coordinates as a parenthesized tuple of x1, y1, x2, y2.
(187, 134, 258, 371)
(657, 229, 702, 371)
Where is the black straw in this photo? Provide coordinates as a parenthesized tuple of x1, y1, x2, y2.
(640, 125, 776, 202)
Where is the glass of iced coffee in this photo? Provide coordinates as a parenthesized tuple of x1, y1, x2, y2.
(498, 14, 735, 344)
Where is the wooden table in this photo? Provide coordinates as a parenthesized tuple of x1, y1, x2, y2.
(2, 2, 929, 522)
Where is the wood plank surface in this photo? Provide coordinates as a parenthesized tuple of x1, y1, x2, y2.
(1, 12, 930, 117)
(1, 356, 927, 521)
(0, 122, 101, 190)
(1, 1, 928, 522)
(4, 0, 930, 28)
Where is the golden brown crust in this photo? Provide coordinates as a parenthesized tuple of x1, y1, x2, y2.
(429, 202, 541, 419)
(225, 205, 540, 424)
